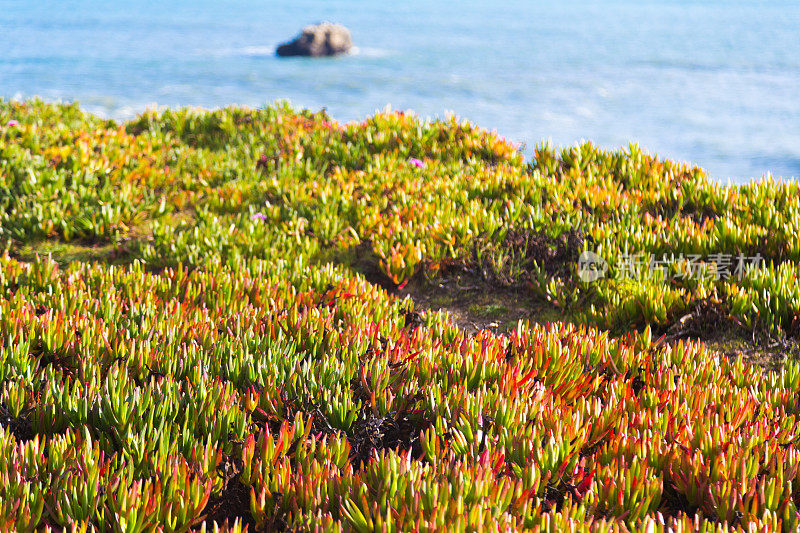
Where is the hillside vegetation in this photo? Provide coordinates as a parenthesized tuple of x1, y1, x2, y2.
(1, 99, 800, 531)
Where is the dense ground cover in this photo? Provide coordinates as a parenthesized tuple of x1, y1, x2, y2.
(1, 99, 800, 531)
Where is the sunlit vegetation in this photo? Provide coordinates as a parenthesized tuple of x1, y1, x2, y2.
(1, 99, 799, 531)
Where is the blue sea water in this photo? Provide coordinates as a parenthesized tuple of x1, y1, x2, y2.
(1, 0, 799, 183)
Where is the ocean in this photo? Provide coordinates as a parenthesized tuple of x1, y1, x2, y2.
(2, 0, 799, 183)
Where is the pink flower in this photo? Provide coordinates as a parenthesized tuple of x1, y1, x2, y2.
(409, 158, 425, 168)
(250, 212, 268, 222)
(6, 120, 19, 127)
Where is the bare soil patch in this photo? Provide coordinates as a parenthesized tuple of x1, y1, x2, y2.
(396, 273, 799, 369)
(397, 273, 566, 335)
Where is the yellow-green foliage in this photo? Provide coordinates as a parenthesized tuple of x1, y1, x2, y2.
(4, 100, 798, 334)
(1, 99, 800, 531)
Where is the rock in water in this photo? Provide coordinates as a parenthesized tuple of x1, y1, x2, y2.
(276, 22, 353, 57)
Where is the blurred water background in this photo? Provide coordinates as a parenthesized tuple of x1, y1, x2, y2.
(2, 0, 799, 183)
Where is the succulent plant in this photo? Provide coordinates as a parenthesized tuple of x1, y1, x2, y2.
(1, 99, 799, 530)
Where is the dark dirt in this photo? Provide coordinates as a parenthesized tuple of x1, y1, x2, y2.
(292, 369, 428, 471)
(202, 475, 260, 532)
(347, 405, 426, 469)
(345, 233, 797, 371)
(645, 195, 720, 224)
(703, 328, 800, 372)
(398, 307, 425, 331)
(0, 406, 35, 443)
(346, 361, 429, 469)
(473, 228, 585, 287)
(657, 296, 731, 342)
(660, 475, 700, 520)
(397, 273, 798, 369)
(653, 295, 800, 371)
(397, 273, 566, 335)
(349, 240, 399, 293)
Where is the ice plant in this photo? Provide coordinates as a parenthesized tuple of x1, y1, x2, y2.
(5, 119, 18, 127)
(0, 99, 798, 530)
